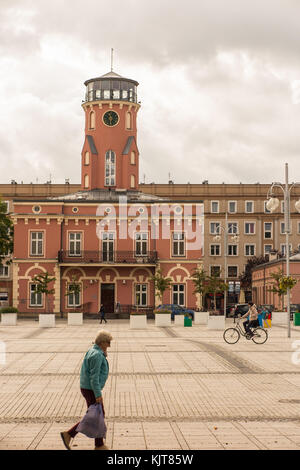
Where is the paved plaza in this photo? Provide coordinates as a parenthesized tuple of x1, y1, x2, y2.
(0, 318, 300, 450)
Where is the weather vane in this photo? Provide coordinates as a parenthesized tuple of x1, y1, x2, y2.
(111, 48, 114, 72)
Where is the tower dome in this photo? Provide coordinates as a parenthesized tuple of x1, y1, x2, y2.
(84, 70, 139, 104)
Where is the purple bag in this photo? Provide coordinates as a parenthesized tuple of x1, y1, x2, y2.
(76, 403, 107, 439)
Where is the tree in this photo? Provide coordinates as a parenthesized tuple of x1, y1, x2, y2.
(151, 269, 172, 304)
(32, 272, 56, 313)
(268, 269, 298, 310)
(0, 199, 13, 266)
(239, 255, 269, 290)
(206, 271, 228, 313)
(191, 267, 207, 310)
(65, 275, 82, 313)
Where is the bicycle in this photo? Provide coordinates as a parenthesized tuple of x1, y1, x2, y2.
(223, 319, 268, 344)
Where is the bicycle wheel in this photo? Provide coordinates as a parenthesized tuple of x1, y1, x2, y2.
(252, 327, 268, 344)
(223, 328, 240, 344)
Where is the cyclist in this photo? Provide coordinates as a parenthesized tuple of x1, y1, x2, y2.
(240, 302, 259, 337)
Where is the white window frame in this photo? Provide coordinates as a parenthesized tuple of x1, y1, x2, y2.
(227, 222, 238, 235)
(0, 265, 9, 277)
(172, 284, 185, 306)
(245, 201, 254, 213)
(69, 232, 82, 256)
(264, 222, 273, 239)
(244, 222, 256, 235)
(102, 232, 115, 262)
(30, 232, 44, 256)
(172, 232, 185, 257)
(210, 244, 221, 256)
(211, 201, 219, 214)
(210, 222, 221, 235)
(245, 244, 256, 256)
(135, 283, 147, 306)
(67, 284, 81, 307)
(3, 201, 9, 214)
(280, 244, 292, 256)
(135, 232, 148, 256)
(29, 283, 43, 307)
(264, 244, 273, 255)
(228, 244, 238, 256)
(228, 201, 237, 214)
(227, 265, 238, 278)
(105, 150, 116, 186)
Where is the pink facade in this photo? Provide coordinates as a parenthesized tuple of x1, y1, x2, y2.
(11, 68, 204, 315)
(252, 259, 300, 309)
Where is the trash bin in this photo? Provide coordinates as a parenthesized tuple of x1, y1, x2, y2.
(184, 316, 192, 327)
(294, 312, 300, 326)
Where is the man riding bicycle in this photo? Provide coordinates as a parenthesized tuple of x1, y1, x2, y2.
(240, 302, 259, 338)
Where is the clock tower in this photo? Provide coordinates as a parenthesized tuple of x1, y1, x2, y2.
(81, 70, 140, 191)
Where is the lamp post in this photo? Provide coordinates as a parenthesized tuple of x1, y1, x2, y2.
(266, 163, 300, 338)
(213, 213, 239, 317)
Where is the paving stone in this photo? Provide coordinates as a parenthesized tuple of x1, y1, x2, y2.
(0, 319, 300, 450)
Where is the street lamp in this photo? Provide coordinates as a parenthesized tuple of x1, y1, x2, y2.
(266, 163, 300, 338)
(213, 213, 239, 317)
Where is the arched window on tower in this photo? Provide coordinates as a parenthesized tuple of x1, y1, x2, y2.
(126, 111, 132, 129)
(130, 174, 136, 188)
(105, 150, 116, 186)
(130, 151, 136, 165)
(84, 151, 90, 165)
(89, 111, 95, 129)
(84, 174, 89, 189)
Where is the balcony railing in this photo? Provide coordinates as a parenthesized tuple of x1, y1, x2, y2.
(58, 250, 158, 264)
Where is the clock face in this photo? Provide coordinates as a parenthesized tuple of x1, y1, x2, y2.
(103, 111, 119, 127)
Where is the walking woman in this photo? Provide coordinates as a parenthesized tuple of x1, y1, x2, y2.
(60, 330, 112, 450)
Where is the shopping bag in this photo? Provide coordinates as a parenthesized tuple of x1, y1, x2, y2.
(76, 403, 107, 438)
(263, 319, 271, 328)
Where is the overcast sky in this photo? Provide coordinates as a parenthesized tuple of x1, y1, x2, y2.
(1, 0, 300, 186)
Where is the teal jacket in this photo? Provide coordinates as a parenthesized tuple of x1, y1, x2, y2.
(80, 344, 109, 398)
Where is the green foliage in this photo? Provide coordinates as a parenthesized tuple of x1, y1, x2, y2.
(151, 269, 172, 302)
(268, 269, 298, 310)
(32, 272, 56, 312)
(239, 255, 269, 288)
(0, 199, 13, 265)
(191, 267, 207, 295)
(206, 271, 228, 311)
(0, 306, 18, 313)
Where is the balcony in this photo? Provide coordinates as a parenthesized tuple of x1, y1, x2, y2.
(58, 250, 158, 265)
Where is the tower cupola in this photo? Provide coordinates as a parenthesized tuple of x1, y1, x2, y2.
(81, 69, 140, 192)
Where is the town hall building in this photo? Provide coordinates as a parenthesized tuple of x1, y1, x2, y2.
(11, 69, 204, 316)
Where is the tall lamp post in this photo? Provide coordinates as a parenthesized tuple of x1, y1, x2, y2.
(213, 213, 239, 317)
(266, 163, 300, 338)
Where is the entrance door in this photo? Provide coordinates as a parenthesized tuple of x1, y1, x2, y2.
(101, 284, 115, 313)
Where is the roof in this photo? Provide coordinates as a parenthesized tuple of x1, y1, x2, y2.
(84, 70, 139, 87)
(49, 188, 166, 203)
(122, 136, 136, 155)
(86, 135, 98, 155)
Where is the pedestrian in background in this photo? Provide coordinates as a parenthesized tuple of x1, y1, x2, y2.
(60, 330, 112, 450)
(99, 304, 107, 324)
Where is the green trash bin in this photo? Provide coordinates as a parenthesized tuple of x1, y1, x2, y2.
(294, 312, 300, 326)
(184, 316, 192, 327)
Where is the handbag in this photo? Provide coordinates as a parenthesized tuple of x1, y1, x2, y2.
(76, 403, 107, 439)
